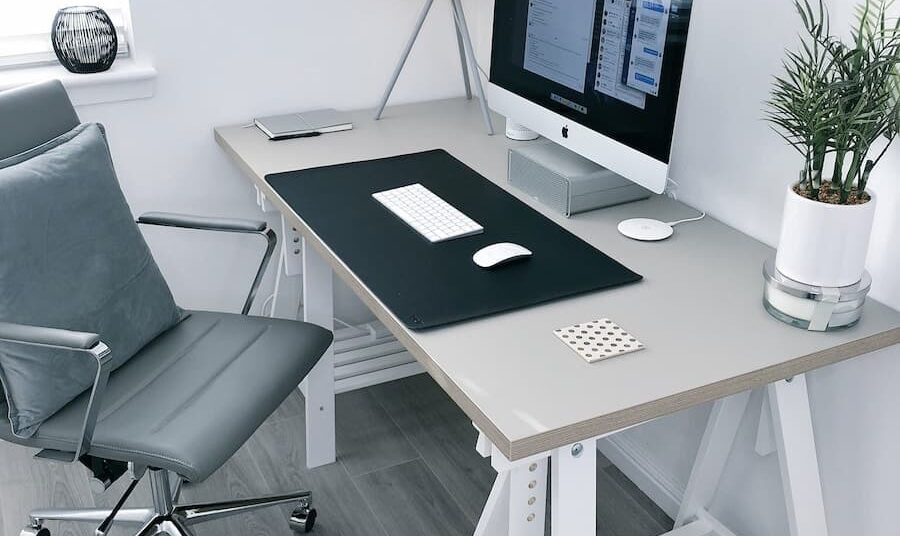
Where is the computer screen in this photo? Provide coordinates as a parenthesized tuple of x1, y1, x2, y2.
(490, 0, 693, 164)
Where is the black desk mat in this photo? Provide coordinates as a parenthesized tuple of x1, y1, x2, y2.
(266, 150, 642, 330)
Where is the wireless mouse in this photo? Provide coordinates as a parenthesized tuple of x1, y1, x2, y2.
(472, 242, 533, 269)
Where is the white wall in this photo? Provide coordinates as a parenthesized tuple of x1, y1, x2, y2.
(74, 0, 476, 322)
(475, 1, 900, 536)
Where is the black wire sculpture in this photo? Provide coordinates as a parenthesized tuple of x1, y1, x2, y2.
(51, 6, 118, 74)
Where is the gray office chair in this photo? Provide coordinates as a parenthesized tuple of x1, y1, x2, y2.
(0, 81, 333, 536)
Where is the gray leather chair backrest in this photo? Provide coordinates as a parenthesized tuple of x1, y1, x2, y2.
(0, 80, 80, 160)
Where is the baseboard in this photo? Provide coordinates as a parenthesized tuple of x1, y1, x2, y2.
(597, 434, 685, 518)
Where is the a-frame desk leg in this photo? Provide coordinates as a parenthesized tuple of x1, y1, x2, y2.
(474, 428, 603, 536)
(768, 376, 829, 536)
(671, 374, 828, 536)
(473, 428, 553, 536)
(302, 239, 336, 469)
(674, 391, 751, 529)
(270, 214, 334, 469)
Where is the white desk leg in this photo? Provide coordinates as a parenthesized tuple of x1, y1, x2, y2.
(754, 393, 776, 457)
(551, 442, 596, 536)
(302, 238, 336, 468)
(674, 391, 752, 527)
(670, 378, 828, 536)
(474, 473, 511, 536)
(475, 464, 548, 536)
(510, 458, 548, 535)
(768, 375, 828, 536)
(474, 430, 548, 536)
(271, 216, 303, 319)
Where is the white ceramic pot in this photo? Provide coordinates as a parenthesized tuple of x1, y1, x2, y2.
(774, 184, 876, 287)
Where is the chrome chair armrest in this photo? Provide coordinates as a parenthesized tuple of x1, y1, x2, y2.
(137, 211, 278, 315)
(0, 322, 112, 462)
(137, 212, 267, 233)
(0, 321, 100, 350)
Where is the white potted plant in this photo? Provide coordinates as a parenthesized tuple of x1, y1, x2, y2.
(766, 0, 900, 289)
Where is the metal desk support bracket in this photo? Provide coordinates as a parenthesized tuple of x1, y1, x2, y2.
(374, 0, 495, 135)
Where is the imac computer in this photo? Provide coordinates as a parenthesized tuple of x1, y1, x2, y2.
(488, 0, 694, 195)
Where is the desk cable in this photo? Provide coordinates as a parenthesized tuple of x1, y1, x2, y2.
(666, 212, 706, 227)
(664, 178, 706, 227)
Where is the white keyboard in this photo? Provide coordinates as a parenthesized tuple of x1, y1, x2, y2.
(372, 183, 484, 243)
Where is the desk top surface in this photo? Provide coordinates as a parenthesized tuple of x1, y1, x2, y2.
(215, 98, 900, 460)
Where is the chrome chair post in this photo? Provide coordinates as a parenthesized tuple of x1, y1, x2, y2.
(149, 469, 175, 515)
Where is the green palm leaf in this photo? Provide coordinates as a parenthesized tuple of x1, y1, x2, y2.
(765, 0, 900, 202)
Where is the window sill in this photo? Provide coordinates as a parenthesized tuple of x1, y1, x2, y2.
(0, 59, 156, 106)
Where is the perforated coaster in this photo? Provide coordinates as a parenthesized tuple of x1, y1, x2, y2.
(553, 319, 645, 363)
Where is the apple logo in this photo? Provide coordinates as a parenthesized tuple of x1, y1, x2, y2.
(562, 125, 569, 139)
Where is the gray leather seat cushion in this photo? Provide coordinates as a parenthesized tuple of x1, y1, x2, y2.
(0, 311, 332, 482)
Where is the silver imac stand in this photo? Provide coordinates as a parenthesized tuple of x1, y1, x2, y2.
(374, 0, 494, 135)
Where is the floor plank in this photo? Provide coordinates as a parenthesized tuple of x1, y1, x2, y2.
(0, 374, 672, 536)
(595, 464, 674, 536)
(0, 443, 95, 536)
(246, 415, 388, 536)
(92, 476, 153, 513)
(0, 442, 38, 482)
(354, 459, 473, 536)
(369, 374, 495, 523)
(180, 434, 288, 536)
(335, 389, 419, 477)
(264, 389, 306, 425)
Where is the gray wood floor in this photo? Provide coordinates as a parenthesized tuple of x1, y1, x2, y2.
(0, 374, 672, 536)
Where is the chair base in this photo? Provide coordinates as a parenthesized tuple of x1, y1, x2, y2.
(22, 469, 316, 536)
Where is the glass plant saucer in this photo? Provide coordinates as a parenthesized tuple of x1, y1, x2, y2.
(763, 258, 871, 332)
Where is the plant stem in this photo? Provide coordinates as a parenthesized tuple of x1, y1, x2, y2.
(842, 152, 864, 203)
(812, 142, 826, 194)
(859, 159, 875, 192)
(832, 148, 846, 189)
(812, 167, 823, 196)
(801, 149, 812, 192)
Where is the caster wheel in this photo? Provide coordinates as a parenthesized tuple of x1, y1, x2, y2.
(20, 526, 50, 536)
(289, 506, 317, 533)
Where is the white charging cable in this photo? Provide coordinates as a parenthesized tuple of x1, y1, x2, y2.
(663, 178, 706, 226)
(666, 211, 706, 227)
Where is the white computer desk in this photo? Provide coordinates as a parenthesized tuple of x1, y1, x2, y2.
(215, 98, 900, 536)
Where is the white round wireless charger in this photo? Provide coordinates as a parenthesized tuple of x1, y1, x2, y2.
(618, 218, 674, 241)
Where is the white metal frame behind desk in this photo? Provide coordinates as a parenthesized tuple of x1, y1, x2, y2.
(215, 98, 900, 536)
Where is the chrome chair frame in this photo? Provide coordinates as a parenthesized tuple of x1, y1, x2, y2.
(25, 468, 314, 536)
(136, 212, 279, 315)
(3, 215, 316, 536)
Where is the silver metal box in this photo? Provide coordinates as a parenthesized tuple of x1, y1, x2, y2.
(508, 142, 652, 217)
